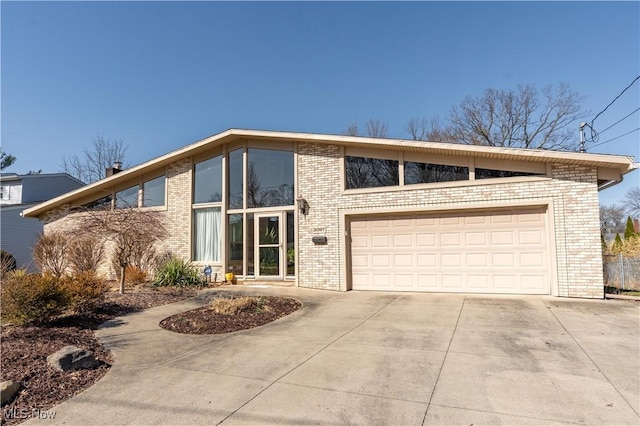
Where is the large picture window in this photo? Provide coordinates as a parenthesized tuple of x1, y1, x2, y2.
(475, 168, 544, 179)
(228, 149, 244, 209)
(142, 175, 165, 207)
(345, 156, 399, 189)
(247, 149, 294, 208)
(194, 156, 222, 203)
(193, 207, 221, 262)
(404, 162, 469, 185)
(115, 185, 138, 208)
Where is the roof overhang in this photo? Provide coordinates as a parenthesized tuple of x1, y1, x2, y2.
(23, 128, 637, 219)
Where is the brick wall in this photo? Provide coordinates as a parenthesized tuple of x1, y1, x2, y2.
(296, 142, 604, 298)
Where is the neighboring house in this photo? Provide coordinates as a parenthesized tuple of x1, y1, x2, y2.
(1, 173, 85, 270)
(24, 129, 636, 298)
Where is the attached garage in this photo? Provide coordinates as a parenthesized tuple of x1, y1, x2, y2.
(349, 206, 551, 294)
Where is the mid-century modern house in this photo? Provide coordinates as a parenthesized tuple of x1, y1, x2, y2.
(1, 172, 85, 270)
(23, 129, 636, 298)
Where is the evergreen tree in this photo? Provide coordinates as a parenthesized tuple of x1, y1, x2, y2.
(624, 216, 637, 240)
(612, 233, 624, 253)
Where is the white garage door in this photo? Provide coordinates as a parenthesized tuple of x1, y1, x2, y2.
(350, 207, 550, 294)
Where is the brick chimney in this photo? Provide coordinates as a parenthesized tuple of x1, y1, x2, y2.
(106, 161, 123, 178)
(634, 218, 639, 233)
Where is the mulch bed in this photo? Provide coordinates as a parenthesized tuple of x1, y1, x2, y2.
(1, 287, 198, 425)
(159, 296, 302, 335)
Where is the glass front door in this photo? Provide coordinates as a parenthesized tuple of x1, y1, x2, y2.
(256, 213, 282, 278)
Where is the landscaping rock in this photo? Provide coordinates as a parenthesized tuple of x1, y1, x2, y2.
(47, 346, 99, 372)
(1, 380, 21, 405)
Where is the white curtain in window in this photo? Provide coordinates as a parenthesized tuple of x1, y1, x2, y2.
(194, 207, 221, 262)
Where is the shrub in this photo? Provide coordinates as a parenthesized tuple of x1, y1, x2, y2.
(33, 232, 69, 277)
(125, 265, 149, 285)
(153, 257, 202, 287)
(68, 236, 104, 273)
(0, 273, 69, 326)
(209, 296, 266, 315)
(1, 250, 17, 275)
(60, 271, 108, 314)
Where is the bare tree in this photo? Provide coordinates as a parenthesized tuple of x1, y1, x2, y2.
(33, 232, 70, 277)
(443, 83, 585, 150)
(404, 117, 449, 142)
(344, 119, 389, 138)
(72, 205, 166, 294)
(600, 204, 627, 239)
(61, 135, 128, 183)
(623, 186, 640, 217)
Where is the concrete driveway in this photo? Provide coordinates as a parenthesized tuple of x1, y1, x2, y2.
(31, 287, 639, 425)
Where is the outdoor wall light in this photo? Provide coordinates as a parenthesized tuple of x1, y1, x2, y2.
(297, 198, 309, 215)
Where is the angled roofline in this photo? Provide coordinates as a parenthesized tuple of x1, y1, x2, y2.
(23, 128, 637, 219)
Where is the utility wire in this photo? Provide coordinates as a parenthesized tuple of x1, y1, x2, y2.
(589, 127, 640, 148)
(590, 75, 640, 126)
(598, 107, 640, 135)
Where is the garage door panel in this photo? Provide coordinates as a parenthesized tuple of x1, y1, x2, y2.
(417, 233, 436, 246)
(372, 254, 390, 267)
(491, 231, 514, 245)
(492, 252, 516, 267)
(394, 274, 416, 289)
(417, 253, 437, 267)
(520, 252, 544, 268)
(493, 275, 518, 289)
(522, 275, 546, 290)
(393, 234, 412, 246)
(350, 207, 549, 295)
(441, 233, 461, 246)
(440, 217, 462, 226)
(394, 219, 412, 227)
(393, 254, 413, 267)
(466, 253, 489, 267)
(352, 254, 369, 267)
(465, 215, 488, 225)
(372, 235, 390, 247)
(351, 235, 369, 248)
(466, 232, 487, 245)
(468, 275, 490, 289)
(519, 230, 544, 245)
(442, 253, 463, 267)
(491, 214, 515, 224)
(417, 274, 438, 288)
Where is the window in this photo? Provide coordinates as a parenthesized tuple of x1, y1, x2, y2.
(247, 149, 294, 208)
(228, 149, 243, 209)
(475, 168, 543, 179)
(404, 162, 469, 184)
(345, 156, 399, 189)
(0, 186, 10, 200)
(194, 156, 222, 204)
(82, 195, 113, 210)
(193, 207, 221, 262)
(115, 185, 138, 208)
(142, 175, 165, 207)
(228, 214, 243, 273)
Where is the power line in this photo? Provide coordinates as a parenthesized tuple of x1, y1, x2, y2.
(590, 75, 640, 127)
(598, 107, 640, 135)
(589, 127, 640, 148)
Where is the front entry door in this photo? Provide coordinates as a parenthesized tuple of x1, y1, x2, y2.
(255, 213, 283, 279)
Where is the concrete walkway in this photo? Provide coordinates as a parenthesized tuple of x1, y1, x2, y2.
(28, 287, 639, 425)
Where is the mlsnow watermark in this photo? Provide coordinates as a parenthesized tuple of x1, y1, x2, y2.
(3, 407, 56, 420)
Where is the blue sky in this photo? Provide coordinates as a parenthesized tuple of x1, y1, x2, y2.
(2, 1, 638, 206)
